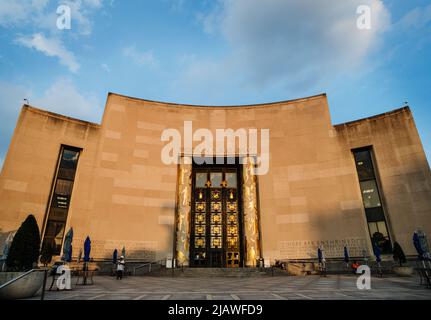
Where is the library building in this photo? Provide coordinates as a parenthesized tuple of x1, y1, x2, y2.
(0, 92, 430, 268)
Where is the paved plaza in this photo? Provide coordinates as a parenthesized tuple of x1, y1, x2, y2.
(33, 274, 431, 300)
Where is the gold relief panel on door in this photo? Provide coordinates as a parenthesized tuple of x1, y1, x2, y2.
(211, 225, 222, 236)
(195, 213, 205, 224)
(211, 212, 221, 223)
(228, 213, 237, 224)
(227, 237, 238, 249)
(227, 202, 237, 212)
(195, 237, 205, 248)
(196, 202, 205, 212)
(195, 225, 205, 236)
(211, 237, 222, 249)
(228, 225, 237, 236)
(211, 202, 222, 212)
(211, 190, 221, 200)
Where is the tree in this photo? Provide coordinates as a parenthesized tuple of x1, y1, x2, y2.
(393, 241, 407, 267)
(6, 215, 41, 271)
(40, 242, 53, 267)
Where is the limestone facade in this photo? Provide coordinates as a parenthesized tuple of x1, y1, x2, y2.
(0, 93, 430, 263)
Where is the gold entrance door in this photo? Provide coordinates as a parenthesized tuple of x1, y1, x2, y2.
(191, 166, 242, 268)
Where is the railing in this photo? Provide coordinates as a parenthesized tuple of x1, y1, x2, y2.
(272, 257, 384, 276)
(275, 257, 372, 268)
(133, 259, 186, 277)
(133, 259, 166, 276)
(0, 268, 49, 300)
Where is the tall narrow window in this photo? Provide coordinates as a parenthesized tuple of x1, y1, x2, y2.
(42, 146, 80, 255)
(353, 148, 392, 254)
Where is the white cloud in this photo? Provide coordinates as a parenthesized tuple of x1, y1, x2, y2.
(0, 78, 101, 125)
(15, 33, 80, 73)
(0, 0, 104, 34)
(123, 45, 157, 68)
(32, 78, 102, 122)
(0, 79, 102, 170)
(184, 0, 390, 94)
(2, 0, 108, 72)
(0, 0, 49, 27)
(61, 0, 99, 35)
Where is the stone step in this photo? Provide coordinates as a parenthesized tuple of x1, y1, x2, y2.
(141, 267, 288, 277)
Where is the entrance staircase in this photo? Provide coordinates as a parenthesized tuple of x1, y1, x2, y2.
(132, 259, 400, 277)
(179, 268, 281, 277)
(138, 266, 288, 277)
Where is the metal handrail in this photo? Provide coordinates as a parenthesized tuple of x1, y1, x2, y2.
(0, 268, 49, 300)
(133, 259, 166, 276)
(275, 257, 372, 264)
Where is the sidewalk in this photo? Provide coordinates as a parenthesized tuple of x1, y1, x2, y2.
(31, 274, 431, 300)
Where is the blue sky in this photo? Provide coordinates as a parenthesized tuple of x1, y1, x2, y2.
(0, 0, 431, 168)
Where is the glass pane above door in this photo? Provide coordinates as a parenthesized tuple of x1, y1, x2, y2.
(196, 173, 207, 188)
(210, 172, 222, 188)
(226, 172, 237, 189)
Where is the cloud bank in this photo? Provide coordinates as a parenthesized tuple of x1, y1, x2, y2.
(1, 0, 108, 73)
(16, 33, 80, 73)
(32, 78, 101, 122)
(177, 0, 391, 97)
(0, 78, 101, 170)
